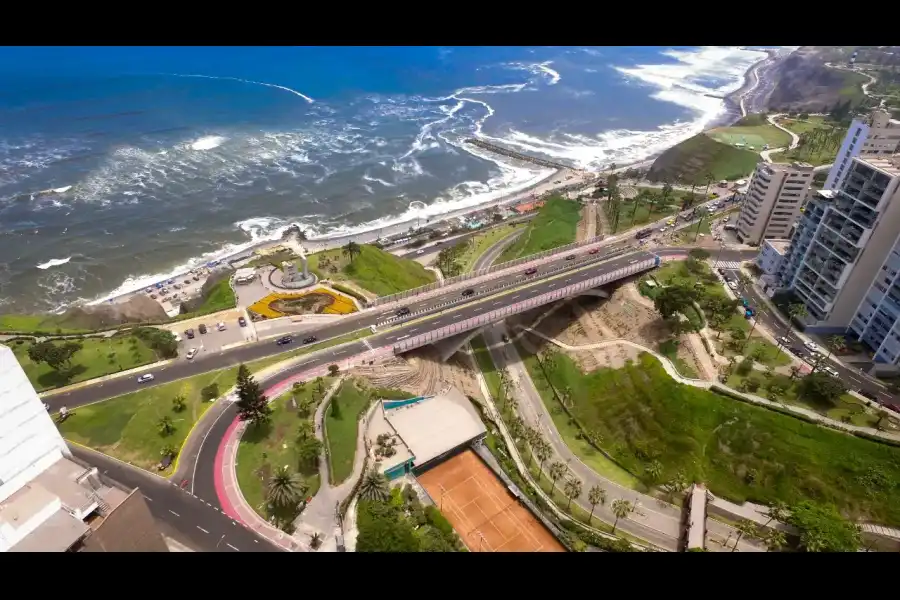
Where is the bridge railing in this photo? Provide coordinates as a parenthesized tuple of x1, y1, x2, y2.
(373, 234, 636, 307)
(392, 256, 658, 354)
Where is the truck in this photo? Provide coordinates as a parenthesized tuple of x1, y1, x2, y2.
(635, 228, 653, 240)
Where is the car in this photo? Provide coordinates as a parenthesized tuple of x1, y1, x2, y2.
(185, 348, 198, 360)
(501, 334, 510, 343)
(718, 268, 726, 276)
(588, 248, 600, 255)
(740, 298, 750, 307)
(396, 307, 411, 317)
(216, 322, 226, 331)
(276, 336, 293, 345)
(198, 324, 208, 335)
(565, 254, 577, 260)
(303, 335, 318, 344)
(238, 316, 247, 327)
(857, 389, 878, 402)
(416, 249, 425, 255)
(185, 328, 195, 339)
(790, 345, 805, 357)
(778, 336, 791, 346)
(43, 402, 50, 411)
(728, 281, 738, 290)
(137, 374, 155, 384)
(803, 340, 820, 353)
(461, 289, 475, 297)
(524, 267, 538, 276)
(823, 366, 840, 378)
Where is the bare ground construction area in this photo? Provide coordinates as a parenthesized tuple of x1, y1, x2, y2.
(351, 348, 484, 400)
(508, 281, 706, 377)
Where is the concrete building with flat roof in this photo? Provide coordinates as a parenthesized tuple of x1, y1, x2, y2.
(736, 161, 814, 245)
(825, 109, 900, 191)
(371, 387, 487, 480)
(757, 239, 791, 277)
(0, 345, 168, 552)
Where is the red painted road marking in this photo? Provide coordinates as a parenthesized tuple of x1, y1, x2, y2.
(214, 416, 245, 525)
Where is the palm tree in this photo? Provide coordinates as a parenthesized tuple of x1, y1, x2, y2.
(549, 461, 567, 492)
(827, 334, 847, 362)
(788, 303, 808, 324)
(611, 499, 633, 533)
(358, 469, 390, 502)
(342, 240, 362, 264)
(157, 416, 175, 436)
(645, 459, 663, 483)
(703, 171, 715, 200)
(763, 500, 789, 528)
(509, 416, 525, 440)
(658, 181, 673, 214)
(267, 466, 306, 508)
(535, 440, 552, 478)
(693, 207, 707, 242)
(731, 519, 760, 552)
(764, 529, 787, 552)
(310, 532, 322, 550)
(171, 395, 186, 412)
(563, 477, 583, 511)
(789, 365, 802, 381)
(587, 485, 607, 523)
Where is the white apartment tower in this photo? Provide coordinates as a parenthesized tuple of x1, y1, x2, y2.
(736, 161, 815, 245)
(778, 156, 900, 356)
(825, 109, 900, 191)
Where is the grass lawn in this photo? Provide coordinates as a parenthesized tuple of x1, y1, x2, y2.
(647, 133, 760, 184)
(708, 123, 792, 150)
(307, 244, 435, 297)
(658, 339, 700, 379)
(185, 277, 236, 316)
(720, 335, 791, 368)
(0, 314, 94, 335)
(610, 198, 680, 234)
(236, 378, 330, 520)
(525, 349, 900, 526)
(56, 348, 325, 474)
(457, 223, 526, 272)
(498, 196, 581, 262)
(674, 218, 712, 244)
(5, 335, 159, 392)
(774, 115, 830, 136)
(325, 379, 373, 484)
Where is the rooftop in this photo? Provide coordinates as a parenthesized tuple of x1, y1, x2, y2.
(384, 387, 486, 467)
(765, 239, 792, 254)
(367, 403, 414, 474)
(7, 508, 89, 552)
(858, 155, 900, 177)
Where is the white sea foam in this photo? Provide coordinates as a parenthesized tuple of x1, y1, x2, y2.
(52, 185, 72, 193)
(190, 135, 227, 150)
(36, 256, 71, 269)
(169, 73, 315, 103)
(362, 173, 395, 187)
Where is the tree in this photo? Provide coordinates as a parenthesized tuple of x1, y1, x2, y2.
(611, 499, 632, 533)
(563, 477, 583, 511)
(330, 394, 342, 419)
(310, 532, 322, 550)
(587, 485, 607, 523)
(549, 461, 567, 491)
(160, 444, 178, 459)
(693, 207, 708, 243)
(157, 415, 175, 437)
(645, 459, 663, 483)
(662, 471, 689, 496)
(827, 335, 847, 359)
(342, 240, 362, 264)
(731, 519, 760, 552)
(235, 363, 272, 425)
(358, 470, 391, 502)
(788, 303, 808, 324)
(787, 501, 861, 552)
(296, 436, 323, 472)
(27, 340, 83, 372)
(535, 440, 552, 478)
(789, 365, 803, 381)
(703, 170, 715, 200)
(267, 466, 306, 508)
(201, 383, 220, 401)
(653, 284, 696, 321)
(171, 395, 186, 412)
(797, 371, 846, 406)
(328, 364, 340, 376)
(356, 500, 419, 553)
(509, 415, 525, 440)
(764, 529, 787, 552)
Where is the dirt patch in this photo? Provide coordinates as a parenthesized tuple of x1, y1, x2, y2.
(349, 348, 484, 401)
(270, 293, 335, 315)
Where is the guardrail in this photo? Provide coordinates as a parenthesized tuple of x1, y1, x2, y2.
(374, 236, 636, 307)
(391, 257, 659, 354)
(376, 247, 641, 327)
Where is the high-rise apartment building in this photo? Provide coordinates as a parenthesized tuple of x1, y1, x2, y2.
(736, 161, 814, 245)
(825, 109, 900, 191)
(777, 156, 900, 350)
(0, 345, 168, 552)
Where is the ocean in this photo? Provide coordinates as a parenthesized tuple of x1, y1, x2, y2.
(0, 46, 769, 314)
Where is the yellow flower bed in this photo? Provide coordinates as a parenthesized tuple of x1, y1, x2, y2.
(248, 288, 357, 319)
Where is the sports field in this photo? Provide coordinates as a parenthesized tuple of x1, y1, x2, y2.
(417, 449, 565, 552)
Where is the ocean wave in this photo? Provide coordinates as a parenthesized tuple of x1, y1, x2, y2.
(36, 256, 71, 269)
(168, 73, 315, 103)
(505, 61, 561, 85)
(190, 135, 227, 150)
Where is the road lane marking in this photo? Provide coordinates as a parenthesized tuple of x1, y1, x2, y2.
(409, 328, 419, 333)
(145, 497, 153, 502)
(227, 543, 240, 551)
(454, 314, 463, 319)
(397, 335, 410, 341)
(169, 510, 181, 517)
(197, 526, 210, 534)
(475, 307, 483, 312)
(511, 294, 520, 300)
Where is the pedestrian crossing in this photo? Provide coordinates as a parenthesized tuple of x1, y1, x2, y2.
(714, 261, 744, 270)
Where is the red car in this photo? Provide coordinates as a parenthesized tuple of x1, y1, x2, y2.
(588, 248, 600, 255)
(524, 267, 538, 276)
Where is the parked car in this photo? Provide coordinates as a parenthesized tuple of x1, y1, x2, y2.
(396, 307, 411, 317)
(858, 389, 878, 401)
(803, 340, 820, 353)
(186, 348, 198, 360)
(718, 268, 726, 276)
(137, 374, 155, 384)
(790, 345, 805, 357)
(276, 336, 293, 345)
(185, 328, 195, 339)
(216, 322, 226, 331)
(198, 324, 208, 335)
(823, 366, 840, 378)
(588, 248, 600, 255)
(238, 316, 247, 327)
(565, 254, 576, 260)
(778, 336, 790, 346)
(524, 267, 538, 276)
(461, 289, 475, 297)
(728, 281, 738, 290)
(303, 335, 318, 344)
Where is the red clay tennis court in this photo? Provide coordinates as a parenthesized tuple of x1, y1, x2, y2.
(417, 449, 565, 552)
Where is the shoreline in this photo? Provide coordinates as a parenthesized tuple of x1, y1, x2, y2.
(64, 52, 773, 313)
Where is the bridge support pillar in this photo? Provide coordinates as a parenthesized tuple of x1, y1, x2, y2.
(430, 327, 486, 362)
(576, 287, 610, 299)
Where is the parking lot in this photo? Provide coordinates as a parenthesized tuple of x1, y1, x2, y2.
(160, 310, 254, 358)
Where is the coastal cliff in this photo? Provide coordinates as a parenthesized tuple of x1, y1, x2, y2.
(766, 47, 870, 111)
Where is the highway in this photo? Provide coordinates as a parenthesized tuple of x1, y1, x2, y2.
(725, 268, 898, 409)
(68, 445, 283, 552)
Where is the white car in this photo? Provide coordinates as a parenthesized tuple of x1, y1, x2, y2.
(803, 340, 820, 353)
(823, 366, 840, 378)
(186, 348, 198, 360)
(728, 281, 738, 290)
(778, 336, 791, 346)
(216, 322, 226, 331)
(137, 373, 155, 384)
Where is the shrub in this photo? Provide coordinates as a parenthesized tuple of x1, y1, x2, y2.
(201, 383, 220, 402)
(424, 505, 455, 537)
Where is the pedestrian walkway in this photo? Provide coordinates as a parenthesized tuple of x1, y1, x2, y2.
(715, 260, 744, 270)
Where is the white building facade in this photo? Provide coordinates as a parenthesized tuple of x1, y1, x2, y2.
(825, 110, 900, 191)
(736, 161, 814, 245)
(757, 239, 791, 277)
